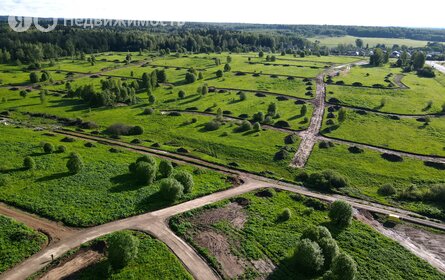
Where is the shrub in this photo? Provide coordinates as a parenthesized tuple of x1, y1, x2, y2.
(301, 226, 332, 243)
(274, 120, 290, 128)
(378, 184, 397, 196)
(135, 161, 157, 184)
(417, 67, 435, 78)
(278, 208, 291, 221)
(136, 155, 156, 166)
(178, 90, 186, 99)
(425, 184, 445, 204)
(61, 137, 75, 143)
(43, 143, 54, 154)
(318, 237, 339, 267)
(330, 253, 357, 280)
(306, 170, 348, 191)
(174, 171, 194, 193)
(237, 120, 252, 132)
(204, 121, 221, 131)
(129, 126, 144, 135)
(216, 70, 223, 78)
(160, 178, 184, 201)
(185, 72, 196, 83)
(143, 107, 154, 115)
(108, 232, 140, 270)
(381, 153, 403, 162)
(319, 141, 334, 149)
(294, 239, 324, 274)
(106, 123, 132, 136)
(285, 134, 298, 144)
(23, 156, 35, 170)
(274, 149, 289, 161)
(348, 146, 363, 154)
(158, 160, 173, 179)
(66, 152, 84, 174)
(329, 200, 353, 227)
(253, 122, 261, 132)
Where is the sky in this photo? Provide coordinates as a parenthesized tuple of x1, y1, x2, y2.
(1, 0, 445, 28)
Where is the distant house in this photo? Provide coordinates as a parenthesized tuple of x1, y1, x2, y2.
(390, 51, 401, 58)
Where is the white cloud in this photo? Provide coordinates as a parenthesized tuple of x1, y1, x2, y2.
(1, 0, 444, 28)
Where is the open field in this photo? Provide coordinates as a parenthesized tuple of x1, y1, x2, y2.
(0, 215, 47, 273)
(0, 126, 231, 227)
(305, 142, 445, 218)
(170, 190, 444, 279)
(322, 108, 445, 156)
(308, 35, 439, 48)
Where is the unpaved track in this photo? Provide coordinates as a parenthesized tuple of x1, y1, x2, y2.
(426, 61, 445, 74)
(290, 72, 326, 167)
(0, 202, 78, 243)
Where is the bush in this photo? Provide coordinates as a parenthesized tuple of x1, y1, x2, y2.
(306, 170, 348, 191)
(108, 232, 140, 270)
(425, 184, 445, 204)
(237, 120, 252, 132)
(135, 161, 157, 184)
(301, 226, 332, 243)
(278, 208, 291, 221)
(381, 153, 403, 162)
(319, 141, 334, 149)
(216, 70, 223, 78)
(23, 156, 35, 170)
(204, 121, 221, 131)
(160, 178, 184, 201)
(253, 122, 261, 132)
(174, 171, 194, 194)
(274, 149, 289, 161)
(285, 134, 298, 144)
(129, 126, 144, 135)
(378, 184, 397, 196)
(61, 137, 75, 143)
(294, 239, 324, 274)
(318, 237, 339, 267)
(66, 152, 84, 174)
(417, 67, 435, 78)
(106, 123, 132, 136)
(329, 200, 353, 227)
(348, 146, 364, 154)
(158, 160, 173, 179)
(136, 155, 156, 166)
(274, 120, 290, 128)
(178, 90, 186, 99)
(43, 143, 54, 154)
(143, 107, 154, 115)
(330, 253, 357, 280)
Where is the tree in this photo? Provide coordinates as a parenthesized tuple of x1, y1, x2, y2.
(150, 70, 158, 88)
(198, 72, 204, 80)
(301, 226, 332, 243)
(178, 90, 186, 99)
(40, 72, 49, 82)
(412, 51, 426, 70)
(306, 170, 348, 191)
(259, 51, 264, 58)
(226, 56, 232, 63)
(294, 239, 324, 274)
(108, 232, 139, 270)
(23, 156, 35, 170)
(237, 120, 252, 132)
(135, 161, 157, 184)
(160, 178, 184, 201)
(370, 48, 384, 66)
(318, 237, 339, 267)
(148, 94, 156, 104)
(355, 38, 363, 48)
(30, 72, 39, 83)
(174, 171, 194, 193)
(65, 152, 83, 174)
(329, 200, 353, 227)
(338, 108, 347, 123)
(253, 122, 261, 132)
(43, 143, 54, 154)
(252, 112, 265, 122)
(224, 63, 231, 72)
(201, 84, 208, 95)
(330, 253, 357, 280)
(156, 69, 167, 83)
(136, 155, 156, 166)
(216, 70, 223, 78)
(158, 160, 173, 179)
(39, 90, 46, 104)
(239, 91, 247, 101)
(267, 102, 277, 117)
(185, 72, 196, 84)
(301, 104, 307, 116)
(19, 90, 27, 98)
(141, 73, 151, 89)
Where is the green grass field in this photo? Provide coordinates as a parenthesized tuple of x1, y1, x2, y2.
(305, 141, 445, 216)
(0, 126, 231, 227)
(308, 35, 438, 48)
(321, 108, 445, 156)
(74, 231, 193, 279)
(170, 190, 444, 280)
(0, 215, 47, 273)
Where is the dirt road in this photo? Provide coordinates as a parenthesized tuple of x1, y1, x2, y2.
(290, 73, 326, 167)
